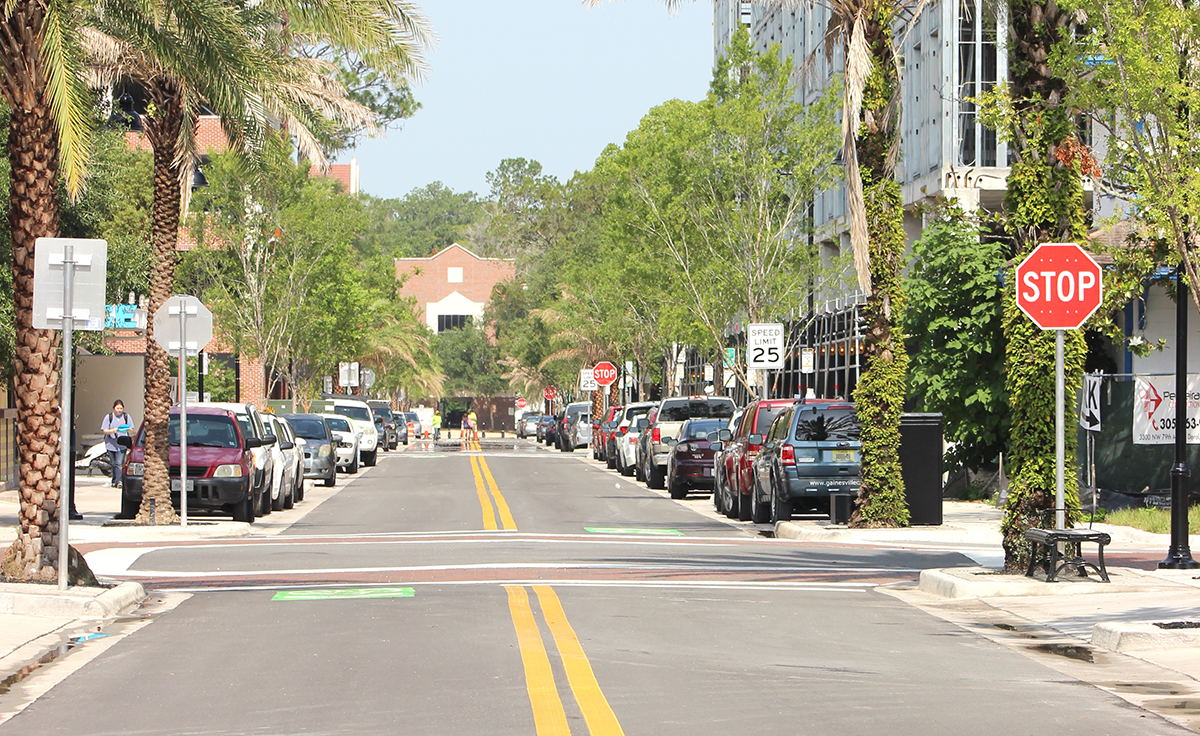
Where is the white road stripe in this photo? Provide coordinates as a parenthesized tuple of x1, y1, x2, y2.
(151, 579, 873, 593)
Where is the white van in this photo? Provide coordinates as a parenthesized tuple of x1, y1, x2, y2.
(317, 398, 379, 466)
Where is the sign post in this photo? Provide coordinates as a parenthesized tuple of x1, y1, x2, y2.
(153, 295, 214, 528)
(33, 238, 107, 590)
(747, 323, 784, 401)
(1015, 243, 1103, 531)
(543, 386, 558, 414)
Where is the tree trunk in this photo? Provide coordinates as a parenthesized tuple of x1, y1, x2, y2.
(1000, 0, 1087, 571)
(138, 87, 184, 525)
(1, 94, 66, 580)
(849, 13, 910, 528)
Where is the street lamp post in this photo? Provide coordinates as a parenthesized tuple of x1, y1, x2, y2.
(1161, 265, 1199, 569)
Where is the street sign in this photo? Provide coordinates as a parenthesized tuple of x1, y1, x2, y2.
(153, 295, 213, 355)
(543, 386, 558, 400)
(747, 323, 785, 369)
(801, 348, 815, 374)
(1080, 374, 1102, 432)
(580, 368, 598, 392)
(516, 397, 528, 409)
(361, 368, 376, 389)
(32, 238, 108, 331)
(323, 375, 334, 394)
(339, 361, 359, 388)
(1015, 243, 1104, 330)
(593, 361, 618, 387)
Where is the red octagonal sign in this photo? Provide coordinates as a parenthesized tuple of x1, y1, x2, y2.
(1016, 243, 1103, 330)
(593, 361, 618, 387)
(543, 386, 558, 400)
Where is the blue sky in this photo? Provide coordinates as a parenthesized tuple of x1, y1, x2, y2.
(336, 0, 715, 200)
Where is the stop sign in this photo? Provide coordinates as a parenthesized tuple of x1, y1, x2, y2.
(1015, 243, 1103, 330)
(543, 386, 558, 400)
(593, 361, 618, 387)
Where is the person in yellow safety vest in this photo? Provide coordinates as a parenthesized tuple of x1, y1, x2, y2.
(432, 409, 442, 441)
(467, 410, 479, 442)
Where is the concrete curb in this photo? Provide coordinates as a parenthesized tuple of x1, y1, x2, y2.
(0, 581, 146, 619)
(1093, 621, 1200, 652)
(917, 566, 1172, 600)
(774, 521, 851, 541)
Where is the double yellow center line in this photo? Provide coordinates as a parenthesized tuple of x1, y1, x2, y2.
(470, 454, 516, 530)
(506, 585, 625, 736)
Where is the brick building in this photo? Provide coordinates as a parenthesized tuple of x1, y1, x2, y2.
(395, 244, 516, 333)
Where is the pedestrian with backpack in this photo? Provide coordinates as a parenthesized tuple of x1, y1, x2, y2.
(101, 400, 134, 488)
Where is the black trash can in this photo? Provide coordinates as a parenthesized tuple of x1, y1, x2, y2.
(900, 413, 943, 526)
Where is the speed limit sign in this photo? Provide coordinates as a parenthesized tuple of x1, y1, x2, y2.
(747, 323, 785, 369)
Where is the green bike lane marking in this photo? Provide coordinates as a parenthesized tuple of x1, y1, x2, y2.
(584, 527, 684, 536)
(272, 587, 415, 601)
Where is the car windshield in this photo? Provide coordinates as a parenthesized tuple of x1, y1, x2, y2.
(659, 399, 735, 422)
(332, 405, 372, 422)
(755, 406, 787, 435)
(372, 407, 394, 421)
(794, 409, 861, 441)
(168, 415, 239, 448)
(286, 416, 329, 440)
(684, 419, 724, 439)
(405, 413, 419, 422)
(325, 416, 352, 432)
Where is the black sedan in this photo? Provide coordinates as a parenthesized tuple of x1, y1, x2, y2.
(665, 418, 727, 500)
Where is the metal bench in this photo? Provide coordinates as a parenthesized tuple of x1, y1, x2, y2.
(1024, 527, 1111, 583)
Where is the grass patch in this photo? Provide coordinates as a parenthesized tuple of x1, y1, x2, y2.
(1103, 505, 1200, 535)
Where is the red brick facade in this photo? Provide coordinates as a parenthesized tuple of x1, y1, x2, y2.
(395, 244, 515, 332)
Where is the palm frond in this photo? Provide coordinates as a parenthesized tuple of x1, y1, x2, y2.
(843, 13, 873, 293)
(41, 0, 93, 198)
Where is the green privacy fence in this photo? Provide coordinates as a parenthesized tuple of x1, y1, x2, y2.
(1079, 378, 1200, 495)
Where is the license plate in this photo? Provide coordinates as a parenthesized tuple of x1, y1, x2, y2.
(170, 479, 195, 492)
(832, 450, 854, 463)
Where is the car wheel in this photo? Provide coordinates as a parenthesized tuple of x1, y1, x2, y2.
(751, 478, 770, 524)
(296, 477, 305, 502)
(669, 476, 686, 500)
(606, 452, 616, 470)
(324, 470, 337, 487)
(713, 476, 725, 514)
(364, 450, 377, 467)
(283, 480, 295, 510)
(348, 453, 359, 474)
(560, 439, 572, 453)
(725, 487, 740, 519)
(648, 464, 665, 490)
(737, 484, 752, 521)
(233, 490, 255, 523)
(259, 485, 272, 516)
(272, 479, 285, 511)
(119, 490, 139, 520)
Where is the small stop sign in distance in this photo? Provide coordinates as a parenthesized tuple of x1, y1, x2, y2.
(593, 361, 618, 387)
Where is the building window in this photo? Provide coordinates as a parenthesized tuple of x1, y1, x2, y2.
(447, 267, 463, 283)
(437, 314, 471, 333)
(958, 0, 999, 166)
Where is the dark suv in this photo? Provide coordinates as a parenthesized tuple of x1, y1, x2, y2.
(747, 402, 861, 524)
(369, 404, 400, 449)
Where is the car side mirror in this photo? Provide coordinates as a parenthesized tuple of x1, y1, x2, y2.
(117, 435, 133, 449)
(710, 441, 724, 452)
(748, 434, 764, 445)
(280, 440, 294, 450)
(718, 429, 732, 441)
(664, 437, 677, 446)
(264, 434, 278, 445)
(636, 418, 649, 430)
(244, 437, 263, 449)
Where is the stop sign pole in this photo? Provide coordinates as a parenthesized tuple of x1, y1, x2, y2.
(1016, 243, 1103, 531)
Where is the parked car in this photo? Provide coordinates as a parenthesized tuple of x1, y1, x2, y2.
(205, 402, 276, 517)
(633, 407, 659, 483)
(745, 402, 862, 524)
(665, 418, 727, 499)
(571, 411, 592, 449)
(402, 411, 421, 442)
(263, 413, 301, 510)
(319, 398, 379, 466)
(714, 398, 794, 521)
(591, 405, 621, 462)
(608, 402, 656, 472)
(283, 413, 337, 487)
(518, 413, 541, 438)
(617, 414, 648, 477)
(369, 403, 401, 449)
(120, 406, 262, 522)
(322, 414, 361, 473)
(638, 396, 736, 489)
(555, 402, 591, 452)
(537, 415, 558, 444)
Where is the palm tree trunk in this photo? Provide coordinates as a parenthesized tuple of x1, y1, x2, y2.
(849, 13, 910, 528)
(1, 97, 66, 580)
(1000, 0, 1087, 570)
(138, 87, 183, 525)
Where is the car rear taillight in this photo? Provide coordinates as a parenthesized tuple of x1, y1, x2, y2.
(563, 418, 569, 428)
(781, 444, 796, 466)
(652, 427, 660, 443)
(619, 426, 628, 435)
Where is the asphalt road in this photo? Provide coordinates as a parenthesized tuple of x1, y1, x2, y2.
(0, 441, 1191, 735)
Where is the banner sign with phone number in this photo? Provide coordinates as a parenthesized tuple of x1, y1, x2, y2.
(1132, 375, 1200, 444)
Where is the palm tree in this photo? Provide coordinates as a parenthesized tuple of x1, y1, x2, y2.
(89, 0, 430, 523)
(0, 0, 94, 580)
